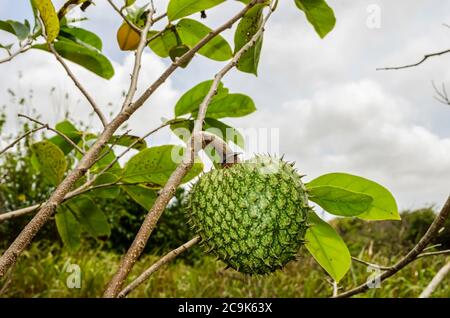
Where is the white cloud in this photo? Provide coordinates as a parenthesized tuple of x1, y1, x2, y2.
(235, 80, 450, 211)
(1, 0, 449, 213)
(0, 49, 178, 140)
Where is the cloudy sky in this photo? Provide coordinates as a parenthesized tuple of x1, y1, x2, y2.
(1, 0, 449, 213)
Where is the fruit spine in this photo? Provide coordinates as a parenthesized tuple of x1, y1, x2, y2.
(188, 155, 310, 274)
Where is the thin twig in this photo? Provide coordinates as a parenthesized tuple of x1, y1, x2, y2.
(0, 126, 46, 156)
(335, 195, 450, 298)
(419, 260, 450, 298)
(48, 44, 108, 127)
(0, 41, 32, 64)
(107, 0, 142, 34)
(377, 49, 450, 71)
(18, 114, 85, 155)
(0, 120, 182, 223)
(432, 81, 450, 106)
(351, 257, 391, 271)
(122, 10, 155, 110)
(103, 0, 272, 298)
(118, 236, 201, 298)
(417, 249, 450, 258)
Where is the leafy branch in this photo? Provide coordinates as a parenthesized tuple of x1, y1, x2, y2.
(335, 195, 450, 298)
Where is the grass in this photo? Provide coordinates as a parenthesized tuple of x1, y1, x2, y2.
(0, 242, 448, 298)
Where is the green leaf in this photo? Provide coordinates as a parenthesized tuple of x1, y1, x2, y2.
(49, 120, 82, 155)
(175, 80, 228, 117)
(122, 185, 157, 210)
(305, 210, 351, 282)
(0, 20, 30, 40)
(148, 28, 179, 58)
(67, 196, 111, 238)
(30, 141, 67, 186)
(167, 0, 225, 21)
(307, 173, 399, 221)
(234, 5, 265, 75)
(204, 118, 245, 149)
(32, 0, 60, 42)
(108, 135, 147, 151)
(204, 93, 256, 118)
(170, 119, 194, 143)
(90, 146, 121, 174)
(33, 37, 114, 79)
(308, 185, 374, 217)
(294, 0, 336, 38)
(55, 206, 81, 251)
(124, 0, 136, 7)
(177, 19, 232, 61)
(90, 173, 120, 199)
(59, 25, 102, 50)
(122, 145, 204, 186)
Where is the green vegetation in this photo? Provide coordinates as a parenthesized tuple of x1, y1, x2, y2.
(1, 217, 448, 298)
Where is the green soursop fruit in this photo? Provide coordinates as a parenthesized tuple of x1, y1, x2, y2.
(188, 156, 310, 274)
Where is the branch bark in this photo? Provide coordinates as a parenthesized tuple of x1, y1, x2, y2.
(335, 195, 450, 298)
(103, 1, 271, 297)
(377, 49, 450, 71)
(48, 44, 108, 127)
(118, 236, 201, 298)
(0, 0, 261, 278)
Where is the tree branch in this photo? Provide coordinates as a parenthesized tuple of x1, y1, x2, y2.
(0, 119, 184, 223)
(0, 0, 261, 279)
(419, 260, 450, 298)
(17, 114, 85, 155)
(377, 49, 450, 71)
(432, 81, 450, 106)
(0, 40, 32, 64)
(118, 236, 201, 298)
(351, 257, 391, 271)
(121, 10, 155, 110)
(107, 0, 142, 34)
(335, 195, 450, 298)
(48, 44, 108, 127)
(0, 126, 46, 156)
(417, 249, 450, 258)
(103, 0, 272, 298)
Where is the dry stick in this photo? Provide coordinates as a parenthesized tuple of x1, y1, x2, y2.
(0, 126, 46, 156)
(118, 236, 201, 298)
(335, 195, 450, 298)
(419, 260, 450, 298)
(103, 0, 272, 298)
(377, 49, 450, 71)
(0, 1, 259, 278)
(107, 0, 142, 34)
(48, 44, 108, 127)
(17, 114, 85, 155)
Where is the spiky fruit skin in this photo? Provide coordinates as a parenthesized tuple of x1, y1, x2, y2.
(189, 156, 309, 274)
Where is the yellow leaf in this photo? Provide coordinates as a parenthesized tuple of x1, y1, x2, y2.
(33, 0, 60, 42)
